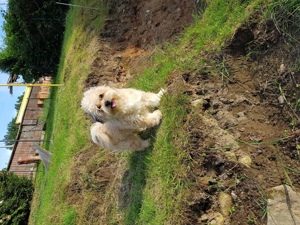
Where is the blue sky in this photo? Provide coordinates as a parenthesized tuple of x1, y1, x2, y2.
(0, 1, 26, 170)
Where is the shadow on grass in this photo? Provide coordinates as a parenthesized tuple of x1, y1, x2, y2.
(119, 126, 159, 225)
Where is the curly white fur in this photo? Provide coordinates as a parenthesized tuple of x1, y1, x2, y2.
(81, 85, 165, 151)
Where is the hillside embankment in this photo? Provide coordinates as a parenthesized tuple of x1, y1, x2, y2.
(31, 1, 300, 224)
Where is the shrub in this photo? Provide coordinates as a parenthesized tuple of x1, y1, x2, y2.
(0, 172, 34, 225)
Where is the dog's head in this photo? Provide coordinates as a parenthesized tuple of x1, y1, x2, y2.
(81, 85, 120, 122)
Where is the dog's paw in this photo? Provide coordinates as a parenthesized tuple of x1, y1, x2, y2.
(152, 109, 163, 125)
(142, 110, 162, 128)
(153, 109, 162, 118)
(133, 139, 150, 151)
(157, 88, 166, 98)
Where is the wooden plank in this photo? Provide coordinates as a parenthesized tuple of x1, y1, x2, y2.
(23, 119, 38, 126)
(37, 92, 49, 99)
(37, 99, 44, 105)
(40, 87, 50, 92)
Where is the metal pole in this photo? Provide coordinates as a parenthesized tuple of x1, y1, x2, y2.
(2, 170, 43, 173)
(0, 140, 52, 143)
(56, 2, 105, 11)
(0, 83, 63, 87)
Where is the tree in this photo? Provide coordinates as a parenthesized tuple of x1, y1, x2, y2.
(4, 94, 24, 146)
(0, 172, 34, 225)
(0, 0, 68, 82)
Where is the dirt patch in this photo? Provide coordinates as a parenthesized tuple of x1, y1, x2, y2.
(85, 0, 197, 88)
(102, 0, 196, 48)
(65, 146, 127, 223)
(178, 21, 300, 224)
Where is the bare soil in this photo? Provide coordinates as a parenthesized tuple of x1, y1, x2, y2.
(66, 1, 300, 224)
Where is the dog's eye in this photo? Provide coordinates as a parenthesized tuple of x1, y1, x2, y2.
(99, 94, 104, 99)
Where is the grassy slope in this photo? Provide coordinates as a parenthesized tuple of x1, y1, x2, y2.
(29, 0, 275, 224)
(29, 1, 108, 224)
(127, 1, 271, 224)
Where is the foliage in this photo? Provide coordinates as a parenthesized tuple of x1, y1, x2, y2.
(0, 172, 34, 225)
(3, 117, 17, 145)
(0, 0, 68, 82)
(4, 94, 23, 146)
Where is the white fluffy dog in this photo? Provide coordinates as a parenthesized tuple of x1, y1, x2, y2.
(81, 85, 165, 151)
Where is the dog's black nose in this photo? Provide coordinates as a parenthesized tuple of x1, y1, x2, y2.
(105, 101, 111, 107)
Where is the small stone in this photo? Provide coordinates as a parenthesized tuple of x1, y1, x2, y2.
(210, 212, 224, 225)
(224, 151, 237, 161)
(220, 97, 234, 104)
(219, 192, 232, 216)
(258, 174, 264, 180)
(231, 192, 238, 202)
(237, 111, 247, 121)
(199, 212, 224, 225)
(267, 185, 300, 225)
(257, 149, 263, 154)
(278, 95, 284, 105)
(278, 63, 286, 75)
(249, 135, 262, 142)
(192, 98, 205, 107)
(238, 154, 252, 167)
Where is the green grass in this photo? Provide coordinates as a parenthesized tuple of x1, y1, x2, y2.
(136, 94, 189, 224)
(29, 0, 279, 224)
(121, 91, 190, 224)
(29, 1, 108, 224)
(63, 207, 77, 225)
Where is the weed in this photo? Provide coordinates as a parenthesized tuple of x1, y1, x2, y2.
(255, 185, 268, 219)
(284, 166, 300, 175)
(218, 56, 231, 85)
(278, 84, 300, 123)
(266, 0, 300, 43)
(208, 179, 223, 193)
(242, 174, 249, 180)
(275, 144, 295, 189)
(237, 136, 290, 146)
(228, 204, 238, 216)
(282, 180, 289, 185)
(247, 215, 256, 224)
